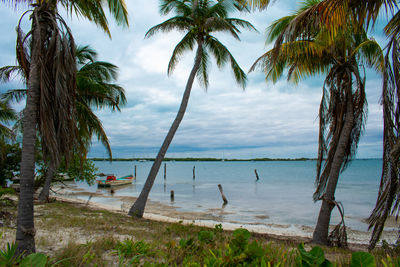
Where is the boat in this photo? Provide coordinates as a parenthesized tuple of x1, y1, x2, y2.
(96, 174, 134, 187)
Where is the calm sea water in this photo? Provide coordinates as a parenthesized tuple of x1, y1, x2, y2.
(74, 159, 382, 231)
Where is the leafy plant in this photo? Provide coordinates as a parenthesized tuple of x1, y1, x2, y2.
(0, 242, 21, 266)
(115, 239, 150, 258)
(198, 230, 215, 243)
(179, 237, 195, 249)
(297, 243, 332, 267)
(230, 228, 251, 254)
(19, 253, 47, 267)
(350, 252, 376, 267)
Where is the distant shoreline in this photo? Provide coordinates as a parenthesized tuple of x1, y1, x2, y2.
(89, 157, 381, 162)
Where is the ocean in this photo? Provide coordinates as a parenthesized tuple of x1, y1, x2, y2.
(71, 159, 384, 235)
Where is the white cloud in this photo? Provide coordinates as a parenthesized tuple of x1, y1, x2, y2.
(0, 0, 386, 159)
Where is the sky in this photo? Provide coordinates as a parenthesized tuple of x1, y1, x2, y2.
(0, 0, 389, 159)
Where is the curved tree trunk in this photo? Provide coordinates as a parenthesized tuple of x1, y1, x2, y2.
(16, 8, 42, 256)
(129, 41, 203, 218)
(38, 164, 55, 202)
(312, 89, 354, 245)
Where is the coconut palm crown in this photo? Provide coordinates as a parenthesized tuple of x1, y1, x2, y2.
(128, 0, 256, 218)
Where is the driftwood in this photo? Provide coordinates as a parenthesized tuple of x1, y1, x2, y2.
(218, 184, 228, 205)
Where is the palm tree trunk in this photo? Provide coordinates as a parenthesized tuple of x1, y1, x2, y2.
(38, 164, 55, 202)
(129, 40, 204, 218)
(312, 89, 354, 245)
(16, 8, 42, 256)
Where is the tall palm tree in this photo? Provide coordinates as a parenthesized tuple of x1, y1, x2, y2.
(128, 0, 256, 218)
(4, 0, 128, 255)
(250, 0, 383, 246)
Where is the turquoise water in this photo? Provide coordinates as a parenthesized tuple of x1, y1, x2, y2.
(75, 159, 382, 231)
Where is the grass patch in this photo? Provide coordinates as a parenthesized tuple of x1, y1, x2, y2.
(1, 199, 400, 266)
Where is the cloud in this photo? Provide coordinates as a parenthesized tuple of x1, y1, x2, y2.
(0, 1, 386, 159)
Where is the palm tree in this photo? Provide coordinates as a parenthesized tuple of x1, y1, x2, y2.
(1, 44, 126, 200)
(367, 9, 400, 250)
(128, 0, 256, 218)
(250, 0, 383, 246)
(4, 0, 128, 255)
(38, 45, 126, 201)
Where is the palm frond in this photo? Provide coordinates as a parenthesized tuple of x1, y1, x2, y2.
(196, 48, 210, 88)
(167, 31, 196, 75)
(206, 35, 247, 88)
(1, 89, 27, 103)
(60, 0, 128, 38)
(0, 66, 24, 82)
(76, 101, 112, 159)
(145, 16, 192, 39)
(353, 39, 384, 73)
(76, 45, 97, 65)
(243, 0, 272, 10)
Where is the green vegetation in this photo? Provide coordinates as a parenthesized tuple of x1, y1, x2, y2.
(1, 200, 399, 266)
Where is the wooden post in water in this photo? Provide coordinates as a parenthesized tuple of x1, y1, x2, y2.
(164, 163, 166, 180)
(218, 184, 228, 205)
(134, 165, 137, 179)
(170, 190, 174, 202)
(254, 169, 260, 181)
(193, 166, 195, 180)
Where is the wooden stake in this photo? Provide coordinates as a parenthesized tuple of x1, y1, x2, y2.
(193, 166, 195, 180)
(218, 184, 228, 204)
(254, 169, 260, 181)
(170, 190, 174, 202)
(134, 165, 137, 179)
(164, 163, 166, 180)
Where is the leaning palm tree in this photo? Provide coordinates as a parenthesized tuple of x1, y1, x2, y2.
(4, 0, 128, 255)
(128, 0, 256, 218)
(250, 0, 383, 246)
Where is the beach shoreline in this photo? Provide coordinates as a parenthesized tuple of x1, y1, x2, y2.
(52, 183, 398, 248)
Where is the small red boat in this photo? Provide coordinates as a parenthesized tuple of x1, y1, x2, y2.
(97, 174, 134, 187)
